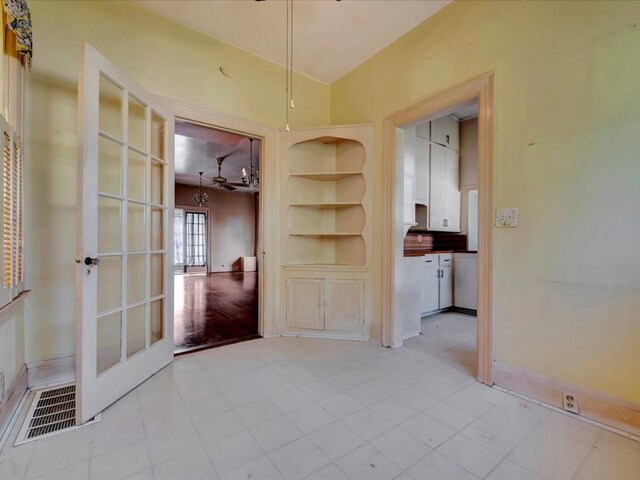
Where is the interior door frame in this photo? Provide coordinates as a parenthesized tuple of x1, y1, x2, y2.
(157, 97, 278, 339)
(382, 73, 495, 385)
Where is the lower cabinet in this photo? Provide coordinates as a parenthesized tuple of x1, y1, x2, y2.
(286, 278, 364, 332)
(420, 254, 453, 315)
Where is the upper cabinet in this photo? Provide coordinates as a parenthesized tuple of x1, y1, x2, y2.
(431, 115, 460, 151)
(429, 143, 460, 232)
(282, 126, 372, 267)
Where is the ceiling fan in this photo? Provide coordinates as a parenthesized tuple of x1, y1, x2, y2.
(211, 155, 245, 191)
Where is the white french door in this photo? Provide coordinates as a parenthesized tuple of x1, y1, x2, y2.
(76, 43, 175, 424)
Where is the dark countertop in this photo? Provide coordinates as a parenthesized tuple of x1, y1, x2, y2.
(404, 249, 477, 257)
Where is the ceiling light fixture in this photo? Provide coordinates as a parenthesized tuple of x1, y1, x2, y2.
(241, 138, 259, 189)
(193, 171, 208, 206)
(285, 0, 294, 132)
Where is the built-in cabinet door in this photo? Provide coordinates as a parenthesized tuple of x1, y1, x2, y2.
(439, 266, 453, 309)
(445, 148, 460, 231)
(421, 264, 440, 314)
(414, 136, 429, 205)
(324, 279, 364, 331)
(431, 115, 459, 150)
(429, 143, 447, 230)
(429, 143, 460, 232)
(286, 279, 324, 330)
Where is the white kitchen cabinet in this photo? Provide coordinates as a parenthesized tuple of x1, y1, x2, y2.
(454, 253, 477, 310)
(414, 136, 429, 205)
(439, 265, 453, 309)
(420, 254, 453, 315)
(402, 256, 422, 340)
(420, 261, 440, 314)
(431, 115, 459, 151)
(429, 143, 460, 232)
(286, 278, 364, 333)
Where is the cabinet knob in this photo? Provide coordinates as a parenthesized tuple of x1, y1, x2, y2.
(442, 219, 448, 227)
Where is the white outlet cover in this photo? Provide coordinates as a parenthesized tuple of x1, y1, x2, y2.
(496, 208, 518, 228)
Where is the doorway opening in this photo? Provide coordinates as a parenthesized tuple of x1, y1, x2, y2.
(173, 119, 261, 354)
(383, 74, 493, 384)
(402, 103, 479, 378)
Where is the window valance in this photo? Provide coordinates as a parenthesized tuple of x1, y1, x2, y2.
(3, 0, 31, 68)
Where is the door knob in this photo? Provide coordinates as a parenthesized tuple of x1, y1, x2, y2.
(84, 257, 100, 266)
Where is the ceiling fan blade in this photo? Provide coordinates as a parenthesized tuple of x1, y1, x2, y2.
(227, 182, 246, 187)
(222, 184, 236, 191)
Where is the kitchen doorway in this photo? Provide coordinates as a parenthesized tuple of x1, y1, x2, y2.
(383, 74, 494, 384)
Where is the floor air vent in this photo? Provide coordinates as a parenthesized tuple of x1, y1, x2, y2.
(14, 384, 100, 445)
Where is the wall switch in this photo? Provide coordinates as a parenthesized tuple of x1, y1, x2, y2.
(417, 235, 423, 242)
(496, 208, 518, 227)
(562, 391, 580, 414)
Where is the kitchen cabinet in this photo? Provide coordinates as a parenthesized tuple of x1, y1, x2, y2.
(431, 115, 459, 151)
(429, 143, 460, 232)
(420, 254, 453, 315)
(414, 136, 429, 205)
(286, 278, 364, 332)
(454, 253, 477, 311)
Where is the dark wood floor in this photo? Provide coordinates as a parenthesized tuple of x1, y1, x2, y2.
(174, 271, 259, 354)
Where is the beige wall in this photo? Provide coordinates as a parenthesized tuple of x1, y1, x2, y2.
(459, 117, 478, 189)
(24, 0, 330, 364)
(459, 117, 478, 241)
(331, 1, 640, 404)
(175, 185, 256, 272)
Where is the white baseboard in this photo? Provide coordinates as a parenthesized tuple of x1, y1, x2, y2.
(0, 365, 28, 444)
(494, 362, 640, 437)
(27, 355, 75, 389)
(211, 267, 236, 273)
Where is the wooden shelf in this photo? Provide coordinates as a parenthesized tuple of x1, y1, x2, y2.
(289, 171, 361, 181)
(290, 202, 361, 209)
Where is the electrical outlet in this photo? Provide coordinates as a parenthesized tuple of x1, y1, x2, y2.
(0, 371, 4, 404)
(496, 208, 518, 227)
(563, 391, 580, 414)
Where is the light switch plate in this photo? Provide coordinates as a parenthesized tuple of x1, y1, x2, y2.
(496, 208, 518, 227)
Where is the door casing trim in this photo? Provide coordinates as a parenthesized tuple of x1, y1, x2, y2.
(158, 97, 279, 339)
(381, 73, 494, 384)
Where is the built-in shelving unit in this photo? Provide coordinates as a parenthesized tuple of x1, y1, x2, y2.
(283, 130, 369, 267)
(278, 125, 372, 340)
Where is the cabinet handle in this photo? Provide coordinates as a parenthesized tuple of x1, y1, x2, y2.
(442, 219, 448, 227)
(446, 134, 450, 144)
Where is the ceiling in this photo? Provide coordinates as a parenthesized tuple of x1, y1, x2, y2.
(174, 121, 260, 191)
(131, 0, 451, 84)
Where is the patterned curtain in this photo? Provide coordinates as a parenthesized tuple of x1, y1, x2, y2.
(3, 0, 31, 68)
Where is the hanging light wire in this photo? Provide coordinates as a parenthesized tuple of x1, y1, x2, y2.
(285, 0, 290, 132)
(289, 0, 294, 110)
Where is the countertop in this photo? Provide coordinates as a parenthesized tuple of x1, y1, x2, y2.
(404, 249, 477, 257)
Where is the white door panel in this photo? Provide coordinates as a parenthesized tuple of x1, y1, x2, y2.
(77, 42, 175, 424)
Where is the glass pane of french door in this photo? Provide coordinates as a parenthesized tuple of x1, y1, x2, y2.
(95, 74, 169, 375)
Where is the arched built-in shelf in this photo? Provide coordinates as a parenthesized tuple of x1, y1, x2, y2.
(284, 135, 367, 267)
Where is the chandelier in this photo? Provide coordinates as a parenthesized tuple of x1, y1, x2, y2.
(241, 138, 259, 189)
(193, 171, 208, 206)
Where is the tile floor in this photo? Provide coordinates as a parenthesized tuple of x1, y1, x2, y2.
(1, 312, 639, 479)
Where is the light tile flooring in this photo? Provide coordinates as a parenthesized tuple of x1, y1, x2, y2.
(2, 312, 639, 479)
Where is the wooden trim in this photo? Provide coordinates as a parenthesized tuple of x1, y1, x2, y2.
(157, 96, 279, 339)
(494, 363, 640, 437)
(27, 354, 75, 389)
(382, 73, 494, 384)
(0, 364, 27, 442)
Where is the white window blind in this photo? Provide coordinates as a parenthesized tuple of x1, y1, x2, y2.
(0, 114, 23, 305)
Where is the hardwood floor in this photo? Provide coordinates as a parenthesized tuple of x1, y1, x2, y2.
(174, 271, 259, 354)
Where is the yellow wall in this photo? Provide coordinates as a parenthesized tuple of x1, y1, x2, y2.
(331, 0, 640, 403)
(24, 0, 330, 363)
